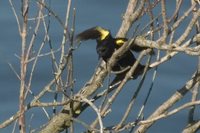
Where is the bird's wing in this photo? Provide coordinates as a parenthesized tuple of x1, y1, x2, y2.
(76, 26, 110, 43)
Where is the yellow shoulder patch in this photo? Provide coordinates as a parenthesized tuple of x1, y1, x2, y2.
(115, 39, 125, 46)
(96, 27, 110, 40)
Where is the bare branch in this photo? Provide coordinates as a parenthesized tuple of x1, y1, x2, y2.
(135, 72, 200, 133)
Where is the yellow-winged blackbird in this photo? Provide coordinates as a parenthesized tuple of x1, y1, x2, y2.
(76, 26, 147, 87)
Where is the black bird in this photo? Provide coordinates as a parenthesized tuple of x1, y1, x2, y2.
(76, 26, 148, 87)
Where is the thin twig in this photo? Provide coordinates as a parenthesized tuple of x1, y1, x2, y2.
(19, 0, 29, 132)
(114, 55, 152, 131)
(36, 0, 65, 28)
(9, 0, 21, 34)
(79, 96, 104, 133)
(139, 101, 200, 124)
(26, 1, 45, 98)
(135, 71, 200, 132)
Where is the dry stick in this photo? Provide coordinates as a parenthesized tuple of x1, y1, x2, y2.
(134, 0, 159, 122)
(9, 62, 46, 118)
(59, 0, 71, 64)
(23, 8, 53, 119)
(0, 100, 71, 129)
(41, 6, 61, 115)
(98, 73, 110, 110)
(133, 33, 200, 56)
(141, 0, 161, 16)
(186, 10, 200, 130)
(36, 0, 65, 28)
(168, 0, 183, 23)
(168, 0, 181, 45)
(127, 5, 198, 55)
(134, 8, 200, 133)
(0, 50, 69, 129)
(8, 63, 20, 80)
(188, 81, 200, 123)
(170, 4, 196, 34)
(9, 0, 21, 33)
(27, 48, 61, 62)
(90, 49, 152, 130)
(146, 0, 156, 35)
(116, 2, 198, 132)
(189, 56, 200, 124)
(71, 118, 99, 132)
(109, 22, 151, 130)
(135, 57, 152, 116)
(149, 35, 196, 68)
(139, 100, 200, 125)
(114, 55, 152, 131)
(136, 56, 158, 121)
(27, 114, 34, 132)
(134, 17, 161, 126)
(38, 65, 108, 132)
(182, 120, 200, 133)
(126, 3, 159, 130)
(79, 96, 104, 133)
(37, 0, 68, 70)
(44, 18, 59, 72)
(0, 71, 61, 129)
(45, 0, 71, 116)
(161, 3, 198, 45)
(143, 3, 195, 39)
(161, 0, 168, 42)
(191, 0, 200, 11)
(57, 0, 73, 97)
(67, 8, 76, 94)
(117, 0, 146, 37)
(9, 50, 52, 121)
(25, 0, 43, 79)
(30, 100, 71, 108)
(27, 14, 48, 21)
(135, 72, 200, 133)
(169, 18, 177, 45)
(134, 2, 160, 124)
(9, 35, 51, 120)
(116, 0, 138, 37)
(29, 33, 51, 119)
(140, 13, 162, 36)
(26, 0, 44, 98)
(0, 111, 21, 129)
(55, 0, 72, 110)
(175, 9, 200, 46)
(19, 0, 29, 132)
(40, 10, 61, 118)
(115, 70, 198, 131)
(11, 120, 18, 133)
(68, 7, 76, 133)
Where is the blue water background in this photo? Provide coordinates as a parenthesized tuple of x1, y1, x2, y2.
(0, 0, 199, 132)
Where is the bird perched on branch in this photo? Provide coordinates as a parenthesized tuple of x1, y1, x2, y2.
(76, 26, 149, 87)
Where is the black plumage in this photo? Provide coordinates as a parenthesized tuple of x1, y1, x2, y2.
(76, 26, 148, 87)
